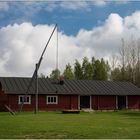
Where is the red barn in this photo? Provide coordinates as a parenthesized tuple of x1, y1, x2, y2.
(0, 77, 140, 112)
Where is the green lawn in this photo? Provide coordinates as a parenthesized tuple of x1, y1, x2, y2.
(0, 111, 140, 139)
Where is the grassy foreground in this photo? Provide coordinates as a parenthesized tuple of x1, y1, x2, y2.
(0, 111, 140, 139)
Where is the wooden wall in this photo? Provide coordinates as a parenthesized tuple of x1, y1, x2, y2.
(92, 95, 116, 110)
(7, 94, 79, 111)
(128, 96, 140, 109)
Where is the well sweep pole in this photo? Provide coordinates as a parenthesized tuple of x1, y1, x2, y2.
(35, 63, 38, 114)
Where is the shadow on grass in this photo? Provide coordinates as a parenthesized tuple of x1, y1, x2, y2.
(119, 111, 140, 119)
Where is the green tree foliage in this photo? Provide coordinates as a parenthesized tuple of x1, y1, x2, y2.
(63, 63, 75, 80)
(93, 58, 109, 80)
(50, 69, 60, 79)
(93, 60, 102, 80)
(74, 60, 83, 80)
(91, 57, 95, 71)
(50, 57, 110, 81)
(100, 58, 109, 80)
(82, 57, 93, 80)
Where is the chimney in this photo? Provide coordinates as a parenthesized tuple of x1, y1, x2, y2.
(59, 76, 64, 85)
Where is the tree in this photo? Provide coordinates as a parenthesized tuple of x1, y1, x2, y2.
(39, 73, 46, 78)
(111, 54, 118, 71)
(101, 58, 110, 80)
(82, 57, 93, 80)
(119, 38, 126, 80)
(93, 58, 109, 80)
(74, 59, 83, 80)
(50, 69, 60, 79)
(110, 37, 140, 85)
(93, 60, 102, 80)
(63, 63, 75, 80)
(129, 36, 137, 83)
(91, 57, 95, 79)
(111, 68, 122, 81)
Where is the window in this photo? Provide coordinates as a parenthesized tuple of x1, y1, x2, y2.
(47, 96, 58, 104)
(19, 95, 31, 104)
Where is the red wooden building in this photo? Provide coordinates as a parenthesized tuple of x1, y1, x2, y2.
(0, 77, 140, 112)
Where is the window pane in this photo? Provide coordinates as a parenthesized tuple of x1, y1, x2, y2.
(54, 97, 56, 103)
(48, 97, 50, 103)
(24, 97, 26, 102)
(51, 97, 53, 103)
(20, 97, 23, 103)
(26, 97, 29, 102)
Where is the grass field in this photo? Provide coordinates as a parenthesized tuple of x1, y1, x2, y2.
(0, 111, 140, 139)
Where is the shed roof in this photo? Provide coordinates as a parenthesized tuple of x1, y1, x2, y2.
(0, 77, 140, 95)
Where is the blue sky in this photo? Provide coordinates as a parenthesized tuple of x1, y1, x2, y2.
(1, 1, 140, 35)
(1, 1, 140, 76)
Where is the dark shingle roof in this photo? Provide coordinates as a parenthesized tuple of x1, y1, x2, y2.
(0, 77, 140, 95)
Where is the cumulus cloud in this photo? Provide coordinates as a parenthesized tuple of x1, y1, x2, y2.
(1, 11, 140, 77)
(0, 23, 86, 76)
(75, 14, 124, 62)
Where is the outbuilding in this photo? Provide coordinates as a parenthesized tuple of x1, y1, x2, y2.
(0, 77, 140, 112)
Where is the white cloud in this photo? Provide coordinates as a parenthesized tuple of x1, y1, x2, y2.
(45, 1, 91, 11)
(124, 11, 140, 30)
(1, 11, 140, 77)
(76, 13, 124, 59)
(94, 0, 106, 7)
(0, 23, 86, 76)
(60, 1, 90, 10)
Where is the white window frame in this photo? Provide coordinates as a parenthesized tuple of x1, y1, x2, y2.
(19, 95, 31, 104)
(46, 96, 58, 104)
